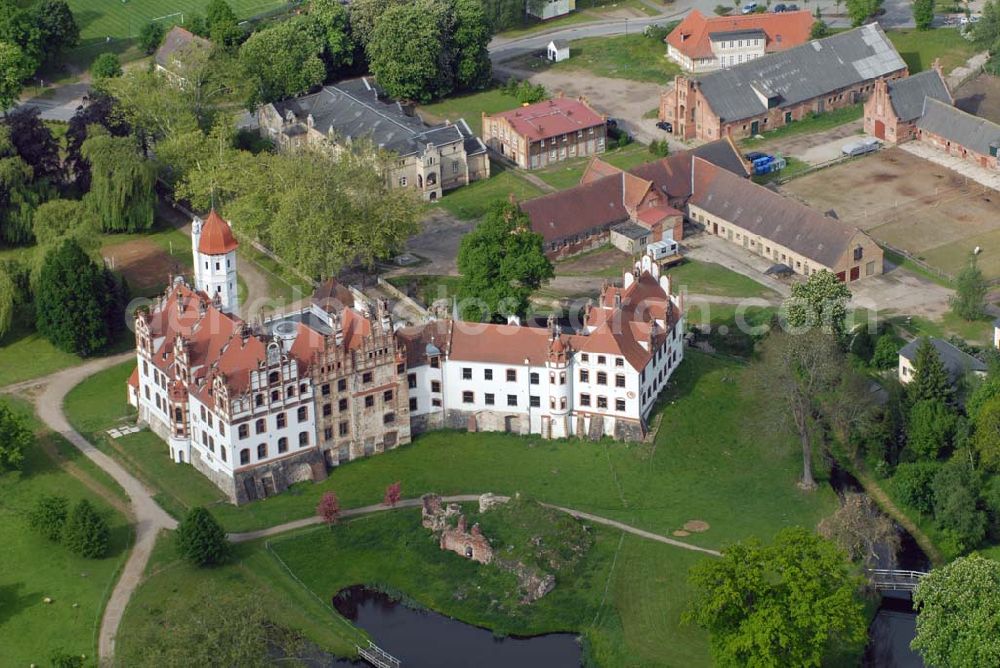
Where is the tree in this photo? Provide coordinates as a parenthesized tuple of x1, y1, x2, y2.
(32, 0, 79, 64)
(310, 0, 353, 75)
(317, 490, 340, 526)
(27, 494, 69, 542)
(686, 527, 866, 667)
(0, 264, 12, 338)
(931, 457, 987, 552)
(967, 372, 1000, 421)
(974, 395, 1000, 471)
(748, 329, 843, 489)
(137, 21, 166, 55)
(0, 124, 43, 246)
(81, 131, 155, 232)
(35, 239, 116, 355)
(205, 0, 241, 48)
(912, 554, 1000, 666)
(908, 337, 953, 404)
(892, 461, 941, 514)
(818, 492, 900, 568)
(457, 199, 554, 322)
(845, 0, 882, 25)
(4, 106, 61, 182)
(367, 2, 450, 103)
(451, 0, 492, 92)
(64, 92, 130, 193)
(349, 0, 404, 49)
(176, 506, 229, 566)
(62, 499, 110, 558)
(783, 270, 852, 339)
(811, 19, 831, 38)
(239, 17, 326, 105)
(0, 3, 42, 75)
(0, 41, 28, 114)
(872, 334, 900, 370)
(0, 400, 30, 471)
(950, 255, 988, 321)
(31, 198, 99, 249)
(90, 52, 122, 80)
(913, 0, 935, 29)
(383, 481, 401, 507)
(481, 0, 525, 32)
(907, 399, 957, 460)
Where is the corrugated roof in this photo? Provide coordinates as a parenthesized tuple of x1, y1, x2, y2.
(917, 97, 1000, 156)
(887, 69, 952, 122)
(695, 24, 906, 123)
(689, 157, 868, 268)
(269, 78, 471, 157)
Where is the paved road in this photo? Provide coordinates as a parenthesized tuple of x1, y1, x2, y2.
(231, 493, 722, 556)
(17, 353, 177, 662)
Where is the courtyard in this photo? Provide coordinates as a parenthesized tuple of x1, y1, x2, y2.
(781, 148, 1000, 280)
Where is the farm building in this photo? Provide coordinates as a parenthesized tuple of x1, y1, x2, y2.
(864, 66, 952, 144)
(547, 39, 570, 62)
(660, 24, 907, 141)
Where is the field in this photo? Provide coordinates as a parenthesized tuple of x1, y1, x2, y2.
(419, 88, 523, 138)
(439, 164, 544, 220)
(886, 28, 979, 75)
(781, 148, 1000, 279)
(0, 397, 130, 666)
(511, 34, 682, 85)
(534, 142, 657, 190)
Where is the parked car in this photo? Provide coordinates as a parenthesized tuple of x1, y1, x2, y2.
(842, 137, 881, 157)
(606, 118, 618, 129)
(744, 151, 767, 162)
(656, 121, 673, 133)
(786, 3, 799, 9)
(741, 2, 757, 13)
(773, 3, 787, 11)
(960, 14, 981, 24)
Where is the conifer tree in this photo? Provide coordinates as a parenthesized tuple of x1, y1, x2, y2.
(176, 507, 229, 566)
(908, 338, 953, 404)
(62, 499, 110, 558)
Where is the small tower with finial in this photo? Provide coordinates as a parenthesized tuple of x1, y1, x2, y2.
(191, 209, 240, 314)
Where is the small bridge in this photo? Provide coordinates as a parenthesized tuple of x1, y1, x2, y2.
(867, 569, 928, 593)
(358, 641, 401, 668)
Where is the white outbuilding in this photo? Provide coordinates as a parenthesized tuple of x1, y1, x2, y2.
(547, 39, 570, 63)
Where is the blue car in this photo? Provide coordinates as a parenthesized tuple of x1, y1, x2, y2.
(773, 3, 787, 11)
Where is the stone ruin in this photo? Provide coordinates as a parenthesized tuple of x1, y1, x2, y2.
(421, 494, 494, 565)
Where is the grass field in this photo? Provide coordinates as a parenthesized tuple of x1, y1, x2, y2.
(742, 104, 864, 147)
(439, 163, 544, 220)
(534, 142, 657, 190)
(0, 397, 130, 666)
(887, 28, 979, 74)
(419, 88, 523, 138)
(665, 260, 780, 299)
(510, 34, 682, 85)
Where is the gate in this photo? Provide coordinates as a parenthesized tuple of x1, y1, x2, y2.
(874, 120, 886, 140)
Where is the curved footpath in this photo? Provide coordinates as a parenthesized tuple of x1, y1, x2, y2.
(9, 358, 718, 664)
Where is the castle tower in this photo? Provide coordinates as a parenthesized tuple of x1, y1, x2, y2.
(191, 210, 239, 314)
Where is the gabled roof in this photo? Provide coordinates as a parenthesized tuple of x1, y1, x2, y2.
(887, 69, 952, 122)
(487, 98, 605, 142)
(694, 24, 906, 123)
(898, 337, 987, 379)
(521, 173, 630, 243)
(666, 9, 813, 61)
(630, 137, 748, 200)
(269, 78, 476, 158)
(198, 210, 239, 255)
(689, 157, 868, 268)
(154, 26, 211, 70)
(917, 97, 1000, 156)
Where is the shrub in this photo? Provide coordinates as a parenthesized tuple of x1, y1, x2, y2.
(871, 335, 900, 369)
(27, 494, 69, 542)
(62, 499, 110, 558)
(892, 462, 941, 515)
(90, 53, 122, 80)
(907, 399, 958, 460)
(176, 506, 229, 566)
(137, 21, 166, 55)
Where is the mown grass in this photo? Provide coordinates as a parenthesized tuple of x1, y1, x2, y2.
(666, 260, 779, 299)
(513, 34, 681, 85)
(887, 28, 979, 74)
(534, 142, 658, 190)
(0, 397, 131, 666)
(0, 308, 85, 388)
(439, 164, 545, 220)
(419, 88, 523, 138)
(742, 104, 864, 147)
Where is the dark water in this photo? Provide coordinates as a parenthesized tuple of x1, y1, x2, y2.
(329, 586, 582, 668)
(827, 461, 927, 668)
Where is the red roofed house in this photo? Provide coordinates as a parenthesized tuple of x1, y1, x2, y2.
(665, 9, 813, 73)
(482, 96, 607, 169)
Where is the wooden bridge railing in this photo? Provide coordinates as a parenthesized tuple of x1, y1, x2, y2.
(358, 640, 401, 668)
(867, 568, 928, 593)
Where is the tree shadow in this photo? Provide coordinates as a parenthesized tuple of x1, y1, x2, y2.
(0, 582, 42, 628)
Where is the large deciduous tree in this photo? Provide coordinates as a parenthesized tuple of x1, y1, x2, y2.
(367, 2, 450, 103)
(457, 199, 553, 322)
(686, 527, 866, 667)
(845, 0, 883, 26)
(0, 124, 44, 246)
(951, 255, 988, 321)
(451, 0, 492, 91)
(0, 400, 31, 471)
(310, 0, 354, 74)
(349, 0, 404, 49)
(931, 456, 988, 553)
(176, 506, 229, 566)
(974, 395, 1000, 471)
(137, 21, 166, 55)
(0, 264, 13, 338)
(907, 399, 958, 460)
(908, 337, 953, 404)
(912, 553, 1000, 666)
(4, 106, 61, 181)
(783, 269, 851, 339)
(0, 40, 28, 113)
(818, 492, 900, 568)
(32, 0, 79, 64)
(80, 131, 155, 233)
(205, 0, 242, 48)
(913, 0, 934, 29)
(90, 53, 122, 81)
(65, 92, 131, 193)
(239, 17, 326, 105)
(748, 329, 843, 490)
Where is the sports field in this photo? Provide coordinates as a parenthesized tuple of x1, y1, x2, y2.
(781, 147, 1000, 279)
(67, 0, 288, 50)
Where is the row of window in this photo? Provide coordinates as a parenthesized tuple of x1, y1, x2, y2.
(580, 394, 627, 412)
(579, 370, 626, 387)
(237, 406, 309, 439)
(253, 382, 309, 407)
(237, 431, 310, 465)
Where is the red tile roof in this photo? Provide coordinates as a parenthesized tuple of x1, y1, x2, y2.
(666, 9, 813, 61)
(636, 205, 684, 225)
(198, 210, 239, 255)
(489, 98, 605, 142)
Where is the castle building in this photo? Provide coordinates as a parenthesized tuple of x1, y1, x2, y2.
(128, 215, 684, 504)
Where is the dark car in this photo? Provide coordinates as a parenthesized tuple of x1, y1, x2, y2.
(786, 3, 799, 9)
(773, 3, 786, 11)
(744, 151, 767, 162)
(606, 118, 619, 129)
(656, 121, 673, 133)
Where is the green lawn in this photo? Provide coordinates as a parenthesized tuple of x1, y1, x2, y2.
(67, 353, 839, 542)
(439, 164, 545, 220)
(665, 260, 779, 299)
(514, 34, 682, 84)
(0, 397, 130, 666)
(751, 155, 811, 185)
(887, 28, 979, 74)
(534, 142, 658, 190)
(742, 104, 864, 147)
(0, 309, 85, 388)
(419, 89, 523, 138)
(893, 311, 995, 347)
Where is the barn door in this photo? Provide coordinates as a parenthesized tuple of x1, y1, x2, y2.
(874, 120, 885, 140)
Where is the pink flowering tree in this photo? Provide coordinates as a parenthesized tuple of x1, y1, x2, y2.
(383, 481, 402, 507)
(317, 491, 340, 527)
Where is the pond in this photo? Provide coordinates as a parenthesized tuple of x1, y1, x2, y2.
(330, 586, 582, 667)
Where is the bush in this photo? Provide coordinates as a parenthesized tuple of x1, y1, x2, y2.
(713, 4, 732, 13)
(90, 52, 122, 80)
(137, 21, 166, 55)
(871, 335, 900, 370)
(62, 499, 110, 558)
(27, 494, 69, 542)
(907, 399, 958, 460)
(892, 461, 941, 515)
(176, 506, 229, 566)
(501, 78, 547, 104)
(648, 139, 669, 157)
(932, 459, 987, 553)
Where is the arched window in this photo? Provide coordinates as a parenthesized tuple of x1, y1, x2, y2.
(276, 413, 286, 428)
(220, 447, 227, 462)
(298, 431, 309, 447)
(271, 390, 279, 402)
(238, 424, 249, 439)
(240, 449, 250, 465)
(257, 443, 267, 459)
(255, 394, 264, 407)
(269, 371, 280, 384)
(174, 408, 183, 422)
(278, 437, 288, 453)
(255, 418, 265, 434)
(297, 406, 308, 422)
(286, 385, 295, 398)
